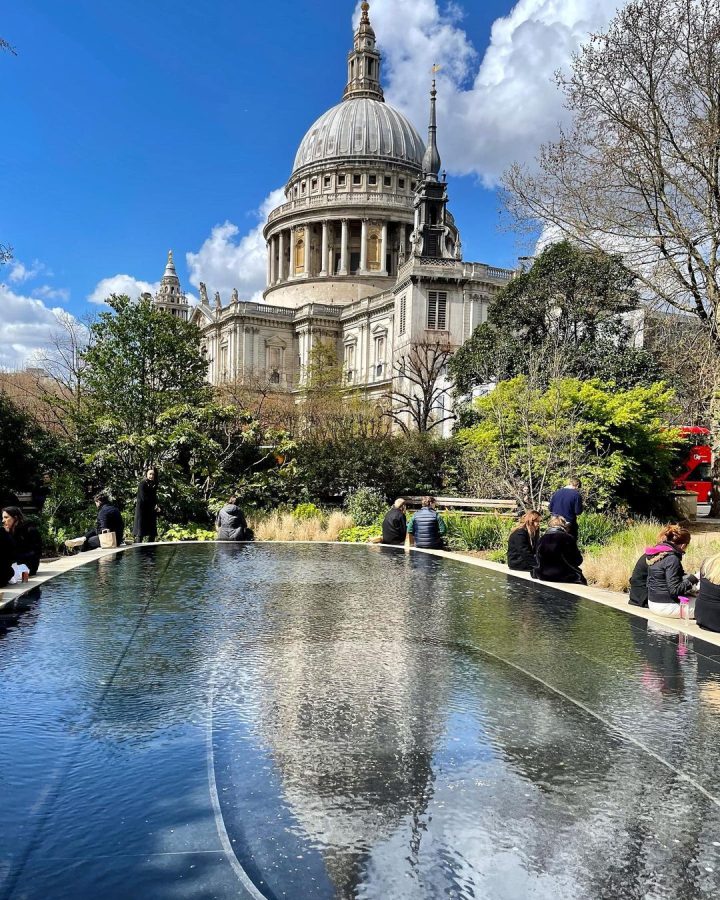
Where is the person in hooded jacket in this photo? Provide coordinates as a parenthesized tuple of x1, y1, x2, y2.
(216, 496, 249, 541)
(644, 524, 698, 617)
(507, 510, 541, 572)
(381, 499, 408, 546)
(695, 552, 720, 632)
(532, 516, 587, 584)
(134, 467, 160, 543)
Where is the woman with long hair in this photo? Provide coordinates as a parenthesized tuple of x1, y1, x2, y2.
(507, 510, 541, 572)
(133, 467, 160, 543)
(2, 505, 41, 576)
(644, 524, 698, 617)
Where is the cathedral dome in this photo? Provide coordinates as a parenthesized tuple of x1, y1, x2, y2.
(292, 97, 425, 177)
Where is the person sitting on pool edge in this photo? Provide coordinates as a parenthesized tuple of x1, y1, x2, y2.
(2, 506, 42, 575)
(408, 496, 446, 550)
(507, 510, 541, 572)
(695, 552, 720, 632)
(532, 516, 587, 585)
(65, 492, 124, 552)
(216, 495, 251, 541)
(645, 524, 698, 618)
(548, 476, 583, 540)
(381, 498, 408, 546)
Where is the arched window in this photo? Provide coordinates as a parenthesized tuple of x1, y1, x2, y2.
(295, 238, 305, 273)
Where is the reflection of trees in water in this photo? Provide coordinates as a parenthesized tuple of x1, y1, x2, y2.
(228, 549, 454, 897)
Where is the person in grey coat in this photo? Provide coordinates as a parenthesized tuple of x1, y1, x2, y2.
(216, 496, 249, 541)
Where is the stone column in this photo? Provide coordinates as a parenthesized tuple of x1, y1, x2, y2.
(380, 221, 388, 275)
(320, 220, 329, 276)
(269, 237, 276, 286)
(289, 228, 297, 278)
(359, 219, 368, 274)
(277, 230, 285, 283)
(339, 219, 349, 275)
(267, 240, 273, 287)
(304, 225, 311, 276)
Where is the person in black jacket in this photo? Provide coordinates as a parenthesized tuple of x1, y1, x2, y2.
(645, 524, 698, 617)
(507, 510, 541, 572)
(532, 516, 587, 584)
(134, 467, 160, 543)
(381, 499, 407, 546)
(2, 506, 42, 575)
(0, 526, 14, 586)
(696, 552, 720, 632)
(628, 553, 649, 607)
(70, 493, 124, 551)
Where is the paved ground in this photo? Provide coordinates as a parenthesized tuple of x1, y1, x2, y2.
(2, 542, 718, 649)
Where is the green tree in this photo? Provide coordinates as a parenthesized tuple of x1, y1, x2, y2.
(449, 242, 661, 398)
(81, 294, 210, 439)
(458, 376, 679, 513)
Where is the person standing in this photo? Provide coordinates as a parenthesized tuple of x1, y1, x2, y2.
(408, 497, 446, 550)
(381, 499, 408, 546)
(134, 467, 160, 543)
(548, 477, 584, 539)
(216, 496, 249, 541)
(2, 506, 42, 575)
(507, 510, 541, 572)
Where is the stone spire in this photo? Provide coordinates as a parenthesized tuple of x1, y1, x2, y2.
(343, 2, 384, 102)
(421, 79, 441, 180)
(153, 249, 189, 321)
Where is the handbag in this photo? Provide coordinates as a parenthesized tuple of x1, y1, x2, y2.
(98, 529, 118, 549)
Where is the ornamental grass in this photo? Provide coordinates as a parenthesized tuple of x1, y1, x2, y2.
(251, 510, 353, 542)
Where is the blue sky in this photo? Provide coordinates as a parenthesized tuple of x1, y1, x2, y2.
(0, 0, 620, 366)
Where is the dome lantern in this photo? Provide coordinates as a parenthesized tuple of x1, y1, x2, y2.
(343, 1, 384, 102)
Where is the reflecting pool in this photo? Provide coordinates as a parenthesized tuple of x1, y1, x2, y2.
(1, 544, 720, 899)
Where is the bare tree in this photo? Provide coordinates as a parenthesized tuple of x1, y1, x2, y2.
(27, 310, 92, 437)
(386, 340, 455, 434)
(504, 0, 720, 345)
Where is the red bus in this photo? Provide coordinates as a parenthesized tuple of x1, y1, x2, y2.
(673, 426, 713, 502)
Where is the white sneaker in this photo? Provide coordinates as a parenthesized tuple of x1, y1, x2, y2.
(64, 537, 85, 550)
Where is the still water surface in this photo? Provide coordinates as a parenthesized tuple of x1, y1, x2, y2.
(1, 544, 720, 899)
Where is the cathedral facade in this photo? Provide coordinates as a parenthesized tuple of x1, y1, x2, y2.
(158, 3, 514, 432)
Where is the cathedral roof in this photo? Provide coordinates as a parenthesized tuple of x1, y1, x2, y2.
(292, 98, 425, 176)
(290, 3, 425, 178)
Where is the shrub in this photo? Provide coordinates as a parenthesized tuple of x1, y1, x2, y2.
(487, 548, 507, 563)
(337, 525, 382, 543)
(293, 502, 323, 521)
(161, 523, 217, 542)
(576, 511, 621, 549)
(344, 487, 387, 527)
(444, 514, 513, 552)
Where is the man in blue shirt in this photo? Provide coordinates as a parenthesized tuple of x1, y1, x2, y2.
(548, 477, 584, 539)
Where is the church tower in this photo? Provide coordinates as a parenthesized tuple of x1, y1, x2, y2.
(412, 80, 460, 260)
(153, 250, 190, 320)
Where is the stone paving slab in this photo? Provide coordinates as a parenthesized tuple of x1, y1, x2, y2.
(0, 547, 124, 611)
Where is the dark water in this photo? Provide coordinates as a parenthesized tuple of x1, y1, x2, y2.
(1, 544, 720, 899)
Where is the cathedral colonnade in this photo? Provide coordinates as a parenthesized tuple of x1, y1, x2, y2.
(267, 218, 410, 284)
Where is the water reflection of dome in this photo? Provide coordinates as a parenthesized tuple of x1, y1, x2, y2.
(292, 98, 425, 177)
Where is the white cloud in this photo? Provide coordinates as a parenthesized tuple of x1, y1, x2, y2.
(88, 274, 159, 304)
(0, 284, 70, 370)
(186, 188, 286, 303)
(32, 284, 70, 302)
(7, 258, 50, 284)
(359, 0, 619, 186)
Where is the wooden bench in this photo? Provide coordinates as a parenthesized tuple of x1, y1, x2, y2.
(404, 496, 518, 517)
